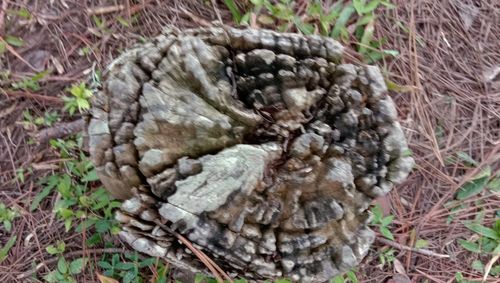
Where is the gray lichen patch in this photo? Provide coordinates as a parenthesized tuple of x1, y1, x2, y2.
(167, 143, 281, 215)
(86, 26, 414, 282)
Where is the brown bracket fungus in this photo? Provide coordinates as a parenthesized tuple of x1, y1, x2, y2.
(86, 26, 414, 282)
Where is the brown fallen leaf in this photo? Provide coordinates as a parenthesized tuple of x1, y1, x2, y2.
(393, 258, 406, 275)
(97, 273, 119, 283)
(387, 273, 412, 283)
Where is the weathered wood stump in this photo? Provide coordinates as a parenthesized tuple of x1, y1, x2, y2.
(86, 26, 414, 282)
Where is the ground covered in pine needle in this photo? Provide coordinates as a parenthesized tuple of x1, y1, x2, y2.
(0, 1, 498, 282)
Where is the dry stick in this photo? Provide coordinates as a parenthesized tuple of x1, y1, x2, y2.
(198, 246, 232, 283)
(86, 5, 125, 16)
(125, 0, 131, 20)
(210, 0, 223, 24)
(2, 90, 64, 104)
(414, 269, 447, 283)
(0, 0, 8, 35)
(483, 253, 500, 282)
(36, 119, 85, 144)
(376, 237, 450, 259)
(174, 233, 225, 283)
(177, 7, 211, 27)
(86, 2, 147, 17)
(16, 248, 125, 280)
(154, 221, 232, 283)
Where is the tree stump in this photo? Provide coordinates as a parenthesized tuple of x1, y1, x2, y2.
(86, 26, 414, 282)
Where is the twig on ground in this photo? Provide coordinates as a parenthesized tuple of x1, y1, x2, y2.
(125, 0, 131, 20)
(414, 269, 446, 283)
(210, 0, 223, 24)
(0, 0, 8, 35)
(376, 236, 450, 258)
(2, 89, 64, 104)
(16, 248, 125, 279)
(36, 119, 85, 144)
(86, 5, 125, 16)
(176, 7, 211, 27)
(483, 253, 500, 282)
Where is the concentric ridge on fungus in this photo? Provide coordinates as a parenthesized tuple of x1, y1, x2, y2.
(86, 26, 414, 282)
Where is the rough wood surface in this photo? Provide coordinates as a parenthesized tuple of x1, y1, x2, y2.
(86, 26, 414, 282)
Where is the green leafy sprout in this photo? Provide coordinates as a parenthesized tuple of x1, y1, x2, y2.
(63, 82, 93, 115)
(0, 202, 18, 232)
(458, 220, 500, 278)
(43, 256, 87, 283)
(98, 252, 166, 283)
(330, 268, 359, 283)
(370, 204, 395, 240)
(11, 71, 49, 92)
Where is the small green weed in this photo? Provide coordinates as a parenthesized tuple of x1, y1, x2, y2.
(116, 15, 140, 28)
(62, 82, 93, 115)
(0, 236, 17, 263)
(223, 0, 398, 63)
(43, 256, 87, 283)
(414, 239, 429, 249)
(454, 271, 483, 283)
(370, 204, 395, 240)
(15, 167, 27, 183)
(98, 252, 165, 283)
(11, 70, 49, 92)
(459, 220, 500, 254)
(445, 151, 479, 168)
(0, 202, 18, 232)
(23, 109, 60, 128)
(458, 219, 500, 278)
(456, 167, 493, 200)
(45, 240, 87, 283)
(46, 241, 67, 255)
(91, 16, 110, 37)
(4, 35, 25, 47)
(330, 269, 359, 283)
(377, 247, 395, 269)
(6, 7, 32, 20)
(32, 134, 123, 280)
(446, 166, 498, 224)
(31, 135, 120, 243)
(78, 46, 92, 57)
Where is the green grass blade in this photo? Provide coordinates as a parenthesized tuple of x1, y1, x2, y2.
(331, 4, 355, 39)
(457, 168, 491, 200)
(30, 185, 54, 211)
(224, 0, 242, 23)
(464, 223, 500, 240)
(358, 18, 375, 54)
(0, 236, 17, 263)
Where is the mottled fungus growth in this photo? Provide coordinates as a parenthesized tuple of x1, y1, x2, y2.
(86, 27, 414, 282)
